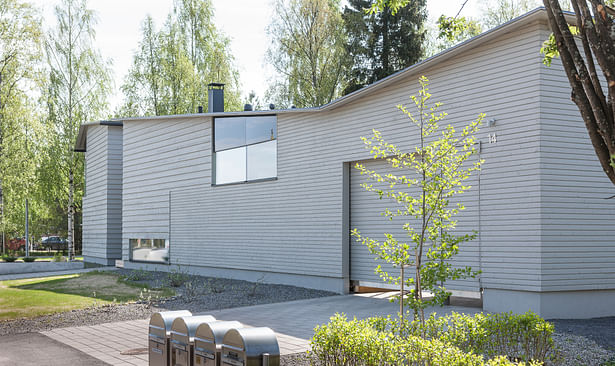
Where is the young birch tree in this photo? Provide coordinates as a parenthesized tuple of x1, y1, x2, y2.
(44, 0, 111, 260)
(352, 77, 483, 326)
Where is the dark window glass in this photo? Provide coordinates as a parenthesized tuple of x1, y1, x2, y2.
(215, 117, 245, 151)
(246, 116, 277, 145)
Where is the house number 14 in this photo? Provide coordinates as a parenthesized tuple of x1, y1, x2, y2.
(489, 133, 497, 144)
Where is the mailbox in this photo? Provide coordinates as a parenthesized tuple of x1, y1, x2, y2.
(221, 327, 280, 366)
(193, 321, 243, 366)
(170, 315, 217, 366)
(149, 310, 193, 366)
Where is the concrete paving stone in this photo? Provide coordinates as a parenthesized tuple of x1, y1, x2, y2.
(39, 292, 481, 365)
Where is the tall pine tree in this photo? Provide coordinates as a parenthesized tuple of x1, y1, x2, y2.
(343, 0, 427, 94)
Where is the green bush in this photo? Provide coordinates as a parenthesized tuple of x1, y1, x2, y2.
(121, 269, 150, 282)
(166, 266, 189, 287)
(22, 257, 36, 262)
(52, 252, 65, 262)
(310, 313, 550, 366)
(2, 255, 17, 262)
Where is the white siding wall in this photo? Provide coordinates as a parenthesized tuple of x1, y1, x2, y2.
(107, 126, 123, 259)
(83, 125, 108, 261)
(538, 27, 615, 291)
(83, 125, 122, 264)
(122, 117, 210, 260)
(120, 21, 548, 291)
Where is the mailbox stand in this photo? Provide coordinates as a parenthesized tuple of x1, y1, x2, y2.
(149, 310, 193, 366)
(170, 315, 217, 366)
(193, 321, 243, 366)
(221, 327, 280, 366)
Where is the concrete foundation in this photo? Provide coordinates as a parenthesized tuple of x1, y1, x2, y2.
(483, 288, 615, 319)
(122, 261, 349, 294)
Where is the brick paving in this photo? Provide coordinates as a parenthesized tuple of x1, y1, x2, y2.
(42, 292, 481, 366)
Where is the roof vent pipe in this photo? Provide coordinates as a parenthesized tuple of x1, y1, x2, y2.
(269, 104, 275, 110)
(244, 104, 253, 111)
(207, 83, 225, 113)
(197, 105, 203, 113)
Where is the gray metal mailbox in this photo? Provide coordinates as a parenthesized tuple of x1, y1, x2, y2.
(170, 315, 217, 366)
(221, 327, 280, 366)
(193, 321, 243, 366)
(149, 310, 193, 366)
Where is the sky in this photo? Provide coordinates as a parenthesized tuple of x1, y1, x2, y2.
(30, 0, 482, 111)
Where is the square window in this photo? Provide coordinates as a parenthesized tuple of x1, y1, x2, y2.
(214, 116, 277, 185)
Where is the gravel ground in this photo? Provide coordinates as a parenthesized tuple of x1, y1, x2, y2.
(0, 269, 335, 336)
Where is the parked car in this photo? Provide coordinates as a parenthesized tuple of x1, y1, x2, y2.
(40, 236, 67, 250)
(6, 237, 25, 251)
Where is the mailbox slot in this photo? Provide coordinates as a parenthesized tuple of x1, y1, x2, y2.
(170, 315, 217, 366)
(149, 310, 193, 366)
(221, 327, 279, 366)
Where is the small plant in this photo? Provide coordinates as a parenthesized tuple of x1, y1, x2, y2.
(183, 281, 201, 302)
(22, 257, 36, 262)
(166, 265, 190, 287)
(122, 268, 150, 282)
(203, 278, 226, 293)
(248, 274, 266, 297)
(2, 255, 17, 262)
(52, 252, 65, 262)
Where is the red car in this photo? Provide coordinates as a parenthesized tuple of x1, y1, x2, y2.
(6, 237, 26, 251)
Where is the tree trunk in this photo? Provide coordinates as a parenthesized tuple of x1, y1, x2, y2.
(68, 166, 74, 260)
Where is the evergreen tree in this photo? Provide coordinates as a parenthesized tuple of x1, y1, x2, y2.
(343, 0, 427, 94)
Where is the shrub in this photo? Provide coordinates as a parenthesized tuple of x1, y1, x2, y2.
(52, 252, 65, 262)
(310, 313, 551, 366)
(366, 311, 555, 363)
(22, 257, 36, 262)
(122, 269, 150, 282)
(2, 255, 17, 262)
(166, 266, 189, 287)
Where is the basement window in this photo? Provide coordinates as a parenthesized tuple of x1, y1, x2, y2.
(129, 239, 169, 263)
(214, 116, 277, 185)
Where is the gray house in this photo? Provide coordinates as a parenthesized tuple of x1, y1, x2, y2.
(75, 8, 615, 319)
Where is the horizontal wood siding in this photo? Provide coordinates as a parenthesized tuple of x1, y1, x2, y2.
(538, 27, 615, 291)
(122, 117, 210, 260)
(107, 126, 123, 259)
(83, 125, 108, 260)
(120, 21, 554, 292)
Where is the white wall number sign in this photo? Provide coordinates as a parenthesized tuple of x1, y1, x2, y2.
(489, 133, 497, 144)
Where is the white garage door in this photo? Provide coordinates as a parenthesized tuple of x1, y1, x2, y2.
(350, 157, 481, 292)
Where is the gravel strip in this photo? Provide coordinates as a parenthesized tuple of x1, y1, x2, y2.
(0, 269, 335, 336)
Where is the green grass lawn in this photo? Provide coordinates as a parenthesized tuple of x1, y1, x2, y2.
(0, 256, 84, 262)
(0, 271, 173, 321)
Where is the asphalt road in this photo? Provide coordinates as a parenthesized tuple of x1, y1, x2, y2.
(0, 332, 109, 365)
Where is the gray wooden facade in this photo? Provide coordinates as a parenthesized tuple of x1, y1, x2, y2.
(76, 9, 615, 318)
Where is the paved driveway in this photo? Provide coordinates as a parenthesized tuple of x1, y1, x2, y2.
(37, 293, 480, 366)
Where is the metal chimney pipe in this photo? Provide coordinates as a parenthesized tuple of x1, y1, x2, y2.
(207, 83, 225, 113)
